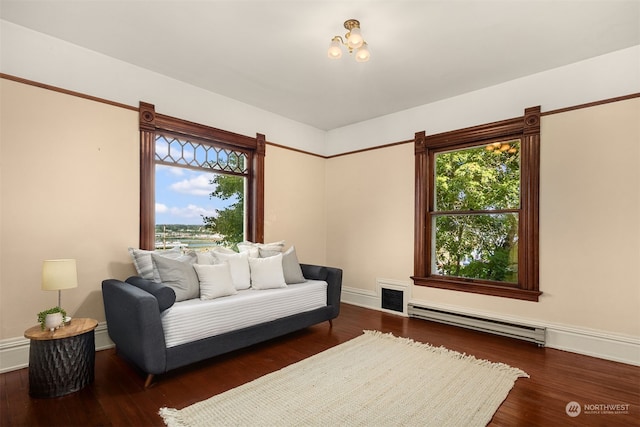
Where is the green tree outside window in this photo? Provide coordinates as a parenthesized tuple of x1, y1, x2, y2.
(433, 141, 520, 283)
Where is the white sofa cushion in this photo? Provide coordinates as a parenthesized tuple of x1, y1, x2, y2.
(195, 246, 237, 265)
(194, 263, 238, 300)
(238, 240, 285, 258)
(161, 279, 327, 348)
(249, 254, 287, 290)
(260, 246, 306, 284)
(214, 251, 251, 290)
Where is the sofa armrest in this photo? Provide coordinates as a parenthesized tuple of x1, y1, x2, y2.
(300, 264, 328, 281)
(101, 279, 168, 375)
(125, 276, 176, 312)
(301, 264, 342, 319)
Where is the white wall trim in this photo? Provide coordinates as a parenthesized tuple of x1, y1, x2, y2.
(408, 300, 640, 366)
(340, 292, 640, 366)
(544, 324, 640, 367)
(4, 302, 638, 372)
(0, 322, 114, 374)
(341, 286, 378, 310)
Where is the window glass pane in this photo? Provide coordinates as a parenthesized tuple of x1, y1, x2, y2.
(435, 140, 520, 211)
(155, 134, 248, 175)
(155, 165, 246, 251)
(433, 213, 518, 283)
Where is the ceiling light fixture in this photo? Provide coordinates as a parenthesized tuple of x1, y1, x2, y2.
(327, 19, 370, 63)
(485, 140, 518, 154)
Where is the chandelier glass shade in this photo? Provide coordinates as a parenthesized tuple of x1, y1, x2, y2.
(327, 19, 370, 62)
(328, 37, 343, 59)
(485, 140, 519, 154)
(355, 42, 371, 62)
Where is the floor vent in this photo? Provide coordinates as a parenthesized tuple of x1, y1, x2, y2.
(408, 303, 546, 346)
(381, 288, 404, 313)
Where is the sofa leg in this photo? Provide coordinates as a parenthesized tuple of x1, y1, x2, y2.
(144, 374, 154, 388)
(328, 319, 333, 328)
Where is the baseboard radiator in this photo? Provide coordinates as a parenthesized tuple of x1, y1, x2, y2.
(408, 303, 546, 346)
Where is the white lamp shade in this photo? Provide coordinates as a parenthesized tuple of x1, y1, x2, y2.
(327, 38, 342, 59)
(355, 43, 370, 62)
(42, 259, 78, 291)
(347, 27, 364, 49)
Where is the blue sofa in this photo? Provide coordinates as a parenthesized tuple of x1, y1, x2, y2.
(102, 263, 342, 387)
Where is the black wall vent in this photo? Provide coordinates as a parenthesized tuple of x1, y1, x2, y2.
(381, 288, 404, 313)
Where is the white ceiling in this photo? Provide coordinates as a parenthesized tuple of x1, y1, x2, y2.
(1, 1, 639, 130)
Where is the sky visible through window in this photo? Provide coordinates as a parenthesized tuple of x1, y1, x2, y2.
(155, 165, 233, 225)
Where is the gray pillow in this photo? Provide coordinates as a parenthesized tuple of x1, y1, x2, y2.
(151, 254, 199, 301)
(128, 246, 183, 282)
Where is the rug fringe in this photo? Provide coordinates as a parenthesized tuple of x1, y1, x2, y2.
(159, 407, 186, 427)
(362, 330, 529, 378)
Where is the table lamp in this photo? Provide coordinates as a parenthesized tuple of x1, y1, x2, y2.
(42, 259, 78, 309)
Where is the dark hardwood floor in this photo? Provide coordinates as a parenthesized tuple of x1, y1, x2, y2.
(2, 303, 639, 426)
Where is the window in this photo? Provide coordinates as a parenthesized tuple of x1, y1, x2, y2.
(154, 135, 249, 250)
(413, 107, 541, 301)
(139, 102, 265, 250)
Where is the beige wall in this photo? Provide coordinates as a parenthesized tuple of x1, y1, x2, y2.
(326, 144, 415, 290)
(2, 77, 638, 344)
(326, 98, 640, 338)
(1, 79, 139, 339)
(264, 146, 327, 266)
(0, 79, 330, 340)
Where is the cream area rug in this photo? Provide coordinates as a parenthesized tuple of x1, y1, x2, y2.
(159, 330, 528, 427)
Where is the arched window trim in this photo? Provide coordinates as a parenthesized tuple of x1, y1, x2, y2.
(138, 101, 265, 250)
(413, 106, 541, 301)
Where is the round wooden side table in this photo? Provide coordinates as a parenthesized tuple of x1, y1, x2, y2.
(24, 318, 98, 398)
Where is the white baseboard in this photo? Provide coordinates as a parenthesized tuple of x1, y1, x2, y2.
(5, 299, 638, 372)
(341, 286, 379, 310)
(544, 324, 640, 366)
(0, 322, 114, 374)
(341, 289, 640, 366)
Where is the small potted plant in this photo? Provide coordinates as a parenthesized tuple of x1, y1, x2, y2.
(37, 307, 67, 331)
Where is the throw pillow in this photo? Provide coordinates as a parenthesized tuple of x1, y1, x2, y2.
(128, 246, 182, 282)
(193, 263, 237, 300)
(258, 248, 281, 258)
(196, 246, 240, 265)
(125, 276, 176, 311)
(211, 246, 237, 255)
(259, 246, 306, 284)
(196, 251, 217, 265)
(151, 253, 199, 301)
(249, 253, 287, 290)
(238, 240, 285, 258)
(214, 251, 251, 290)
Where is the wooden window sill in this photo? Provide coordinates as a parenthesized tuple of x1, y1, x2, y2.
(412, 276, 541, 302)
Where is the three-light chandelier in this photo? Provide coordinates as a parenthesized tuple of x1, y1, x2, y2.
(485, 140, 518, 154)
(327, 19, 370, 62)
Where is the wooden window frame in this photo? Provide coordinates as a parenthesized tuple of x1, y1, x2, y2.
(138, 102, 265, 250)
(413, 106, 541, 301)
